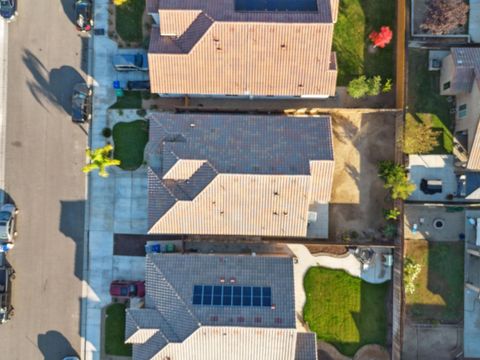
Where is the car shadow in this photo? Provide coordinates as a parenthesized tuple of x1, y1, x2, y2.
(22, 49, 85, 115)
(37, 330, 79, 360)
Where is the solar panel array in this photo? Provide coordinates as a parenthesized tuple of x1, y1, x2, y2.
(192, 285, 272, 307)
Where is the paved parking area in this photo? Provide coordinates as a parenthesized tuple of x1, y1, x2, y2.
(329, 110, 397, 241)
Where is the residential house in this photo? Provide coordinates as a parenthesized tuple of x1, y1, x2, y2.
(440, 47, 480, 170)
(125, 253, 318, 360)
(146, 0, 338, 98)
(146, 113, 334, 238)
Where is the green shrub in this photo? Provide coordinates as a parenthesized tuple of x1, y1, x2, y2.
(378, 160, 416, 200)
(404, 257, 422, 295)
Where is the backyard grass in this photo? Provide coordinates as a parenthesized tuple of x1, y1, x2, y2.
(303, 267, 389, 356)
(110, 91, 142, 109)
(115, 0, 145, 43)
(408, 49, 453, 153)
(406, 239, 464, 323)
(333, 0, 395, 85)
(105, 303, 132, 356)
(113, 120, 149, 170)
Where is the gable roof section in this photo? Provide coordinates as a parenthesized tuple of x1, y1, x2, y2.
(125, 253, 317, 359)
(146, 113, 334, 236)
(147, 0, 338, 96)
(450, 48, 480, 93)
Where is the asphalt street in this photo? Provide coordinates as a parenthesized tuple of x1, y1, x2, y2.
(0, 0, 89, 359)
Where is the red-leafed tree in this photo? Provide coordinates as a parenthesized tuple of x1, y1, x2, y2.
(369, 26, 393, 48)
(420, 0, 469, 35)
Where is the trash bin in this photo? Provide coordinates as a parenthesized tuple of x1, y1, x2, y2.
(115, 88, 124, 97)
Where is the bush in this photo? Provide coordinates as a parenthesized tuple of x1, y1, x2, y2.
(378, 160, 416, 200)
(113, 0, 127, 5)
(382, 223, 397, 239)
(141, 91, 151, 100)
(347, 76, 391, 98)
(136, 109, 147, 117)
(102, 127, 112, 138)
(404, 257, 422, 295)
(384, 207, 401, 220)
(403, 113, 440, 154)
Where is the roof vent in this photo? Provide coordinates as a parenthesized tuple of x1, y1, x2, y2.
(229, 277, 236, 283)
(280, 44, 286, 49)
(273, 191, 279, 196)
(271, 304, 276, 310)
(458, 59, 463, 65)
(220, 277, 225, 283)
(190, 123, 196, 127)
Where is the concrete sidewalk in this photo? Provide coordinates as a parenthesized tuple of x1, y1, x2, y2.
(81, 0, 148, 358)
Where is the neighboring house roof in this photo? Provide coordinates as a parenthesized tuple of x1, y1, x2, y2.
(146, 113, 335, 237)
(125, 253, 317, 360)
(147, 0, 338, 96)
(448, 48, 480, 94)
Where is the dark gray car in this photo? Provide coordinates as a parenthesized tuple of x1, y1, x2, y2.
(0, 0, 17, 22)
(113, 53, 148, 72)
(72, 83, 92, 123)
(0, 204, 17, 243)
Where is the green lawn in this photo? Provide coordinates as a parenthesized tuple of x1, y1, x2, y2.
(408, 49, 453, 153)
(333, 0, 395, 85)
(406, 240, 464, 323)
(110, 91, 143, 109)
(115, 0, 145, 43)
(113, 120, 149, 170)
(303, 267, 389, 356)
(105, 303, 132, 356)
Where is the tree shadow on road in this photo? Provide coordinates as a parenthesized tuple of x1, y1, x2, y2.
(22, 49, 85, 115)
(59, 200, 85, 280)
(37, 330, 79, 360)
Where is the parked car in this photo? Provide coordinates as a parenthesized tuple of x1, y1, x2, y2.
(0, 0, 16, 22)
(74, 0, 93, 32)
(113, 53, 148, 72)
(63, 357, 80, 360)
(0, 253, 14, 324)
(0, 204, 17, 243)
(126, 80, 150, 91)
(110, 280, 145, 298)
(71, 83, 92, 123)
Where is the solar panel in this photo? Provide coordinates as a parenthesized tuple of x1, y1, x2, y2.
(193, 285, 272, 307)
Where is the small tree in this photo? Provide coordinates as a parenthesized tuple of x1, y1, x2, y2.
(378, 160, 416, 200)
(83, 144, 121, 178)
(403, 113, 440, 154)
(382, 79, 393, 93)
(369, 26, 393, 48)
(420, 0, 469, 35)
(404, 257, 422, 295)
(113, 0, 127, 5)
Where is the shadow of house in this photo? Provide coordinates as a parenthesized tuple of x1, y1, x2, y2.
(329, 112, 396, 243)
(37, 330, 79, 360)
(59, 200, 85, 280)
(22, 49, 85, 114)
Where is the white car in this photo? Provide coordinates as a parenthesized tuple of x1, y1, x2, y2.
(0, 204, 17, 243)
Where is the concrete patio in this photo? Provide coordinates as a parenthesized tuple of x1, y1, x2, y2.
(404, 204, 465, 241)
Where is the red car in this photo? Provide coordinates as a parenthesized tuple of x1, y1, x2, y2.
(110, 280, 145, 298)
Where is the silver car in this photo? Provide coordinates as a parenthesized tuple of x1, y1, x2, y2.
(0, 204, 17, 243)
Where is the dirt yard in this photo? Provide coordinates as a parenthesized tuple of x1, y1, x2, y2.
(329, 110, 397, 242)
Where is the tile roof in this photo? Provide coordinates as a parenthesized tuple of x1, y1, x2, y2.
(468, 120, 480, 170)
(146, 113, 334, 236)
(450, 48, 480, 93)
(125, 254, 317, 359)
(147, 0, 338, 96)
